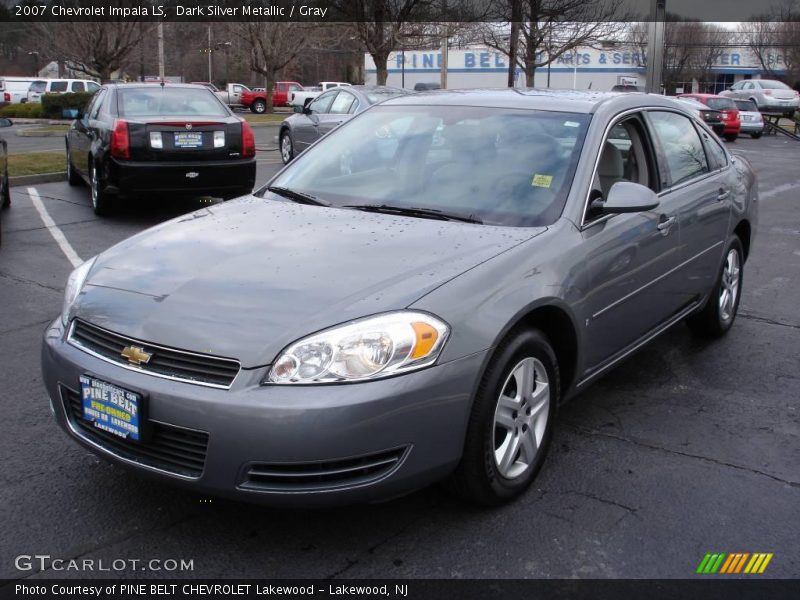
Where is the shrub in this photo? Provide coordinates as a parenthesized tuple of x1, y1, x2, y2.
(0, 103, 44, 118)
(40, 92, 94, 118)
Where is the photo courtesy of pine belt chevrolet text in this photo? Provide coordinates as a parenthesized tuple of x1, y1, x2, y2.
(41, 89, 758, 506)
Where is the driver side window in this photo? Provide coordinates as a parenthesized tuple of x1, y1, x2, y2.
(587, 117, 654, 222)
(309, 91, 337, 114)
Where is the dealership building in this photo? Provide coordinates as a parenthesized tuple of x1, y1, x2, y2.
(365, 46, 789, 93)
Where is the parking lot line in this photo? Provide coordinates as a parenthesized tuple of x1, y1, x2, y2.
(27, 186, 83, 268)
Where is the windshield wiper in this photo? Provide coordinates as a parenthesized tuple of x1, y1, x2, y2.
(267, 186, 328, 206)
(343, 204, 482, 224)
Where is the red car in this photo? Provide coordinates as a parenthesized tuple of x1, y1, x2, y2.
(677, 93, 741, 141)
(241, 81, 303, 113)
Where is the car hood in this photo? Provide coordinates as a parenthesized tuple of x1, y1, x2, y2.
(74, 197, 543, 368)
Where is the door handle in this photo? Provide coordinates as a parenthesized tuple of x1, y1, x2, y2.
(717, 189, 730, 201)
(657, 215, 676, 234)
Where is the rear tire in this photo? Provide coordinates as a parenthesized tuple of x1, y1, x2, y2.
(66, 145, 81, 186)
(686, 236, 744, 338)
(448, 329, 559, 506)
(279, 130, 294, 164)
(724, 133, 738, 142)
(750, 132, 763, 139)
(1, 168, 10, 209)
(90, 163, 113, 216)
(251, 100, 266, 114)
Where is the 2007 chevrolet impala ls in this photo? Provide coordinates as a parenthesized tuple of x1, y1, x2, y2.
(42, 90, 757, 506)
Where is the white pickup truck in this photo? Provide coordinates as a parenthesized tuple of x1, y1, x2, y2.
(192, 82, 250, 108)
(288, 82, 351, 108)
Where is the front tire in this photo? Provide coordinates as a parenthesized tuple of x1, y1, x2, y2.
(280, 130, 294, 164)
(686, 237, 744, 338)
(90, 163, 113, 216)
(251, 100, 266, 114)
(724, 133, 738, 142)
(448, 329, 559, 505)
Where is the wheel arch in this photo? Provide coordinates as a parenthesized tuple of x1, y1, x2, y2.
(734, 219, 752, 262)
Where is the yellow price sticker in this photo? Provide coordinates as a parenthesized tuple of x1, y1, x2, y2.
(531, 174, 553, 188)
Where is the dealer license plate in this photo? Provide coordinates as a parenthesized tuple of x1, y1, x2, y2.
(80, 375, 141, 441)
(174, 132, 203, 148)
(742, 115, 752, 121)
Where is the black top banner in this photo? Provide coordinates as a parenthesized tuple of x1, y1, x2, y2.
(2, 0, 800, 23)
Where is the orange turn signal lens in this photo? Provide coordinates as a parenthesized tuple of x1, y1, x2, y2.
(410, 321, 439, 360)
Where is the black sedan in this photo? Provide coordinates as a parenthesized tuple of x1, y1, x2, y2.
(278, 85, 409, 164)
(66, 83, 257, 215)
(0, 117, 11, 246)
(676, 97, 725, 136)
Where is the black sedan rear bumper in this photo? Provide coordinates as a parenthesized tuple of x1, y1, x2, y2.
(105, 157, 256, 198)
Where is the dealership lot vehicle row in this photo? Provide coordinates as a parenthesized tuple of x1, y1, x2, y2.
(0, 136, 798, 579)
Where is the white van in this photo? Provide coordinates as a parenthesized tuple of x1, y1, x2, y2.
(27, 79, 100, 103)
(0, 77, 41, 103)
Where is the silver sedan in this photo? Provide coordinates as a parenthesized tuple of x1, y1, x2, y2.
(43, 90, 757, 506)
(721, 79, 799, 116)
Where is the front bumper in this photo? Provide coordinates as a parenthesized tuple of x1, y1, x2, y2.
(106, 157, 256, 198)
(42, 319, 486, 506)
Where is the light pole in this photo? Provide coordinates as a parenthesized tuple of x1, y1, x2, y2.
(27, 51, 39, 76)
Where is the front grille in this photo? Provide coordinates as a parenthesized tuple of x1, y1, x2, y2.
(62, 386, 209, 478)
(69, 319, 240, 388)
(239, 448, 408, 492)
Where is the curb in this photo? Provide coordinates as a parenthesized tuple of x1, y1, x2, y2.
(9, 172, 67, 187)
(16, 129, 68, 138)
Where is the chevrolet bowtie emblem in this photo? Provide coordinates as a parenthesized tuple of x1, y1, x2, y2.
(121, 345, 152, 365)
(185, 123, 193, 130)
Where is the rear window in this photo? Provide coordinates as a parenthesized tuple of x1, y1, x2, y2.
(117, 87, 228, 118)
(704, 97, 735, 110)
(759, 80, 790, 90)
(734, 99, 757, 111)
(50, 81, 68, 92)
(29, 81, 46, 93)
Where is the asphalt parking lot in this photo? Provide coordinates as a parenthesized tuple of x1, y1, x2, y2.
(0, 135, 798, 581)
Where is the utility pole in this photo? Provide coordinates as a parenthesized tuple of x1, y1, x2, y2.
(157, 22, 165, 80)
(440, 26, 448, 89)
(645, 0, 666, 94)
(508, 0, 521, 88)
(207, 25, 213, 83)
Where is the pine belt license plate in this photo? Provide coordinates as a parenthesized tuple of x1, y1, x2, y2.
(80, 375, 142, 441)
(174, 132, 203, 148)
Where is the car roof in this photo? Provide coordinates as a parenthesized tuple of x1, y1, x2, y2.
(381, 88, 683, 114)
(104, 83, 211, 90)
(680, 93, 727, 99)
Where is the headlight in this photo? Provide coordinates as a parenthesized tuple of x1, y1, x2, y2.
(61, 257, 96, 326)
(266, 312, 449, 384)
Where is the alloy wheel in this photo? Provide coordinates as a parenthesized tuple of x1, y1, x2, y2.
(492, 357, 550, 479)
(281, 134, 292, 163)
(719, 249, 741, 322)
(90, 167, 98, 209)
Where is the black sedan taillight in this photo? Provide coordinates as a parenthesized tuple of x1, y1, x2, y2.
(110, 119, 130, 160)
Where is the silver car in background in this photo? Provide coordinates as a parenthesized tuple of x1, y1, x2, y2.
(721, 79, 799, 116)
(42, 91, 758, 507)
(733, 99, 765, 138)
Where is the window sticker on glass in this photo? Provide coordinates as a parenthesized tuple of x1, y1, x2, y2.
(564, 121, 580, 128)
(531, 174, 553, 188)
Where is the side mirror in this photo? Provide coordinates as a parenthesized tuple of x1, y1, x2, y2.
(0, 117, 12, 128)
(62, 108, 81, 119)
(292, 104, 304, 114)
(591, 181, 659, 214)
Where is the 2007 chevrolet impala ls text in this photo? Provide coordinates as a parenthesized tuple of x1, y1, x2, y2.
(42, 89, 757, 506)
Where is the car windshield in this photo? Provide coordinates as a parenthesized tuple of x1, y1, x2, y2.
(265, 105, 591, 227)
(705, 97, 736, 110)
(29, 81, 46, 93)
(117, 87, 228, 118)
(734, 99, 757, 111)
(759, 80, 791, 90)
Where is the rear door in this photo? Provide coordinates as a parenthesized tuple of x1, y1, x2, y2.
(645, 110, 730, 301)
(69, 88, 106, 177)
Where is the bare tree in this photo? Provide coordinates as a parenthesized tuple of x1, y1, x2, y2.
(740, 3, 800, 86)
(331, 0, 435, 85)
(37, 19, 150, 82)
(479, 0, 629, 86)
(236, 22, 312, 112)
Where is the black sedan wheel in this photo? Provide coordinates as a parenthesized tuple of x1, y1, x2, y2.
(251, 100, 266, 114)
(66, 145, 81, 187)
(280, 131, 294, 164)
(90, 164, 112, 216)
(1, 168, 10, 209)
(687, 236, 744, 338)
(449, 329, 558, 505)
